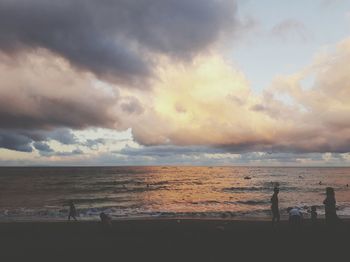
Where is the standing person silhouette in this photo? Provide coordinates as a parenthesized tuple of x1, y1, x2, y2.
(323, 187, 339, 225)
(271, 187, 280, 226)
(311, 206, 318, 225)
(68, 200, 77, 221)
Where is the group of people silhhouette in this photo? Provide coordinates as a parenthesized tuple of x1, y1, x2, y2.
(66, 185, 342, 227)
(271, 186, 340, 226)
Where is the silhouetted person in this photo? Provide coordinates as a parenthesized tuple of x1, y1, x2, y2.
(100, 212, 112, 227)
(311, 206, 317, 225)
(271, 187, 280, 225)
(288, 207, 303, 226)
(323, 187, 339, 225)
(68, 200, 77, 221)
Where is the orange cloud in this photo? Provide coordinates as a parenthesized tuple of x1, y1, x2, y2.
(125, 55, 281, 147)
(124, 38, 350, 153)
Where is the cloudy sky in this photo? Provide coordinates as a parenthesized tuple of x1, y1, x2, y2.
(1, 0, 350, 166)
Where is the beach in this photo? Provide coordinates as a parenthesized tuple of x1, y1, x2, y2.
(1, 218, 349, 261)
(1, 167, 349, 261)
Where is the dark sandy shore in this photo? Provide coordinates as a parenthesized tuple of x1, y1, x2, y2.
(0, 218, 349, 261)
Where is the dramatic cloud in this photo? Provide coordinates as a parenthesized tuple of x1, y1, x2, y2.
(264, 37, 350, 153)
(118, 38, 350, 153)
(47, 129, 78, 145)
(0, 132, 34, 152)
(2, 38, 350, 156)
(33, 141, 54, 153)
(0, 0, 243, 157)
(0, 128, 78, 153)
(0, 0, 239, 85)
(0, 50, 118, 130)
(1, 0, 350, 164)
(122, 55, 279, 148)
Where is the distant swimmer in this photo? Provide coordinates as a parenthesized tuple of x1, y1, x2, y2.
(319, 181, 322, 185)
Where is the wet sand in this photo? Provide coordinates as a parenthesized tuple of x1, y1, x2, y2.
(0, 219, 349, 261)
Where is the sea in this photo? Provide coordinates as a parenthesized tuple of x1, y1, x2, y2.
(0, 166, 349, 221)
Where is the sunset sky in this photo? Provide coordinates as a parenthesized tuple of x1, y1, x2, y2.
(1, 0, 350, 166)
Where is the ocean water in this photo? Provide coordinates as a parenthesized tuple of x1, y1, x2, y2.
(0, 166, 349, 221)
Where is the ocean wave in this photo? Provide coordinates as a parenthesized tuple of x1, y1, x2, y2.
(58, 196, 132, 204)
(121, 186, 168, 193)
(223, 186, 299, 193)
(190, 200, 221, 205)
(60, 184, 169, 195)
(47, 181, 73, 186)
(2, 205, 350, 221)
(236, 200, 269, 205)
(223, 187, 266, 192)
(148, 181, 169, 186)
(91, 180, 135, 186)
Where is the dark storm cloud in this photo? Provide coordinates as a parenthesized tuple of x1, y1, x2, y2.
(0, 0, 240, 153)
(0, 96, 116, 130)
(0, 0, 238, 84)
(36, 147, 84, 157)
(33, 141, 53, 153)
(0, 47, 119, 143)
(0, 131, 33, 152)
(47, 129, 77, 145)
(0, 128, 80, 153)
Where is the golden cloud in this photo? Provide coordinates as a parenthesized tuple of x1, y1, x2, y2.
(125, 38, 350, 153)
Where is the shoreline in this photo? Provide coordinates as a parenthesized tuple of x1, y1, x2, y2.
(1, 215, 350, 223)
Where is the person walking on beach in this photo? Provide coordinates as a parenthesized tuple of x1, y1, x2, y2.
(68, 200, 77, 221)
(271, 187, 280, 226)
(323, 187, 339, 225)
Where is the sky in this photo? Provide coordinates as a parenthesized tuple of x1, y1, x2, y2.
(1, 0, 350, 166)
